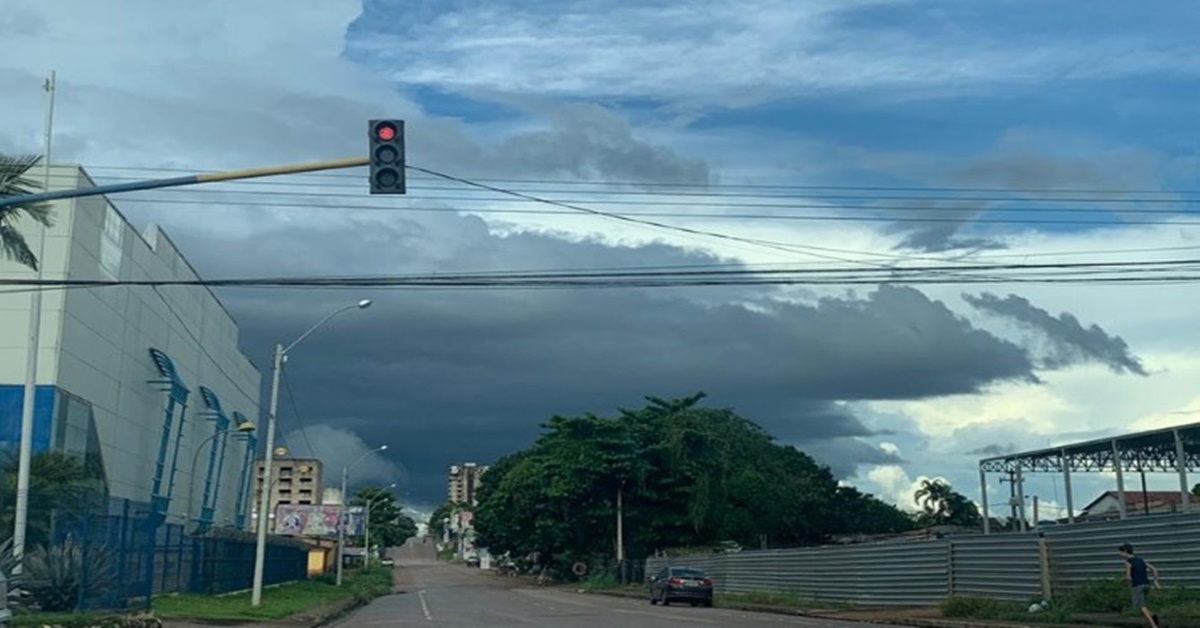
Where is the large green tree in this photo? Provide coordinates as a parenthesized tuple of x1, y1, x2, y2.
(472, 393, 914, 576)
(0, 154, 55, 271)
(351, 486, 416, 549)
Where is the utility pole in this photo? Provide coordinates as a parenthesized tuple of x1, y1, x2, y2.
(1000, 469, 1020, 531)
(615, 486, 624, 583)
(13, 70, 56, 572)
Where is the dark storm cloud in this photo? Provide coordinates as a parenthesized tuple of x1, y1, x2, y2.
(885, 200, 1009, 254)
(873, 128, 1172, 254)
(963, 292, 1148, 376)
(796, 437, 906, 478)
(152, 210, 1048, 501)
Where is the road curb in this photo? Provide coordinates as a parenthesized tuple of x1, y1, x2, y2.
(576, 588, 1082, 628)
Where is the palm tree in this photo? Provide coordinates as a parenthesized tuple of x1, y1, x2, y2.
(0, 154, 54, 271)
(914, 478, 953, 521)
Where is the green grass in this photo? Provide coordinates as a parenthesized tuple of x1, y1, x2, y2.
(940, 578, 1200, 624)
(716, 590, 853, 611)
(151, 566, 393, 621)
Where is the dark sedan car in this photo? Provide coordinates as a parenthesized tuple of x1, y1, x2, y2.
(649, 566, 714, 607)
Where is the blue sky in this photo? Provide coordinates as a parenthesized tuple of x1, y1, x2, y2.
(344, 0, 1200, 198)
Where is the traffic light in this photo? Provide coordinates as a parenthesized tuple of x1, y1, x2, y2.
(369, 119, 406, 194)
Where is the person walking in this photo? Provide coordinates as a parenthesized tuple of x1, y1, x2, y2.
(1118, 543, 1161, 627)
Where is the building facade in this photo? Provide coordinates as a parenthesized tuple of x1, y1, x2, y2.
(447, 462, 488, 506)
(249, 457, 323, 530)
(0, 164, 262, 529)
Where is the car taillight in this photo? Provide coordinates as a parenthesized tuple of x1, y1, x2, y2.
(669, 577, 684, 586)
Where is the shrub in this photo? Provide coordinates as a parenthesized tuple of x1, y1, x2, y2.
(579, 571, 619, 591)
(348, 566, 393, 603)
(23, 534, 117, 612)
(1061, 578, 1128, 614)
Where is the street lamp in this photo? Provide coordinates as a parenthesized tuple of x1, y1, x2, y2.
(362, 482, 398, 563)
(186, 420, 255, 528)
(337, 445, 387, 586)
(250, 298, 372, 607)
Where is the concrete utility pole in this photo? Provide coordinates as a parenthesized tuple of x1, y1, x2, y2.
(13, 71, 56, 573)
(252, 301, 374, 606)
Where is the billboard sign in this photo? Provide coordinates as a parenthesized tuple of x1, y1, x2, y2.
(273, 504, 365, 537)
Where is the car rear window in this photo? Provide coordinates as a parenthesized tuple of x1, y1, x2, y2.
(672, 568, 707, 578)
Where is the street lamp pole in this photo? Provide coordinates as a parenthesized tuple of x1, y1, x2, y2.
(186, 420, 255, 528)
(363, 483, 397, 564)
(250, 299, 372, 607)
(337, 446, 387, 586)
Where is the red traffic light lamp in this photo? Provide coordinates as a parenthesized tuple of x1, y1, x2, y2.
(376, 123, 397, 142)
(369, 119, 406, 195)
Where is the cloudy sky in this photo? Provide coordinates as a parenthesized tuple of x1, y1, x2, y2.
(2, 0, 1199, 521)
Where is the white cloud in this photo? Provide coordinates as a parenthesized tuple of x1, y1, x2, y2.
(281, 424, 405, 489)
(865, 466, 942, 513)
(346, 0, 1199, 104)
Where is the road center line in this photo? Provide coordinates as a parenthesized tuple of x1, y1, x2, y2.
(419, 589, 433, 621)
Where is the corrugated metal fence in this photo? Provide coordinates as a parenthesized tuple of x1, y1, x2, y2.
(645, 513, 1200, 606)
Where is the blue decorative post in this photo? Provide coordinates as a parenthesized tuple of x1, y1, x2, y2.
(233, 430, 258, 530)
(147, 349, 190, 522)
(212, 412, 246, 519)
(197, 387, 229, 529)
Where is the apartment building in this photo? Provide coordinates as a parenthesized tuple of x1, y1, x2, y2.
(248, 457, 323, 530)
(447, 462, 488, 506)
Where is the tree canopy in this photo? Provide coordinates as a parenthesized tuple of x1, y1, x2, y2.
(472, 393, 915, 575)
(350, 486, 417, 549)
(0, 450, 105, 547)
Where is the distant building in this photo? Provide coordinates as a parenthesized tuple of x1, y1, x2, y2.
(448, 462, 488, 506)
(1079, 490, 1190, 519)
(248, 457, 322, 530)
(322, 487, 343, 505)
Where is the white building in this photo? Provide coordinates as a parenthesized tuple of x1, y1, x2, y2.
(0, 164, 262, 529)
(448, 462, 488, 506)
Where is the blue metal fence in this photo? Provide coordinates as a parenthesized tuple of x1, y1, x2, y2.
(47, 498, 309, 612)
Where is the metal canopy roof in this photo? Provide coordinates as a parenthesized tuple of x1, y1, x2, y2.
(979, 421, 1200, 474)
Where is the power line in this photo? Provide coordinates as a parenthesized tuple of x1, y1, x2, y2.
(280, 365, 317, 462)
(2, 258, 1199, 290)
(405, 163, 897, 268)
(46, 164, 1200, 280)
(80, 164, 1200, 196)
(65, 172, 1200, 206)
(106, 194, 1200, 226)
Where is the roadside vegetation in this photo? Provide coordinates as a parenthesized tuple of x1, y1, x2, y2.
(150, 565, 393, 622)
(464, 393, 922, 581)
(941, 578, 1200, 624)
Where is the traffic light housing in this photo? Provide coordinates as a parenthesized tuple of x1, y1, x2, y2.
(369, 119, 406, 194)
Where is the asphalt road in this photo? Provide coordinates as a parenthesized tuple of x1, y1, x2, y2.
(333, 541, 885, 627)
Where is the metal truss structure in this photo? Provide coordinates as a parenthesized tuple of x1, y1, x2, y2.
(977, 422, 1200, 534)
(979, 422, 1200, 474)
